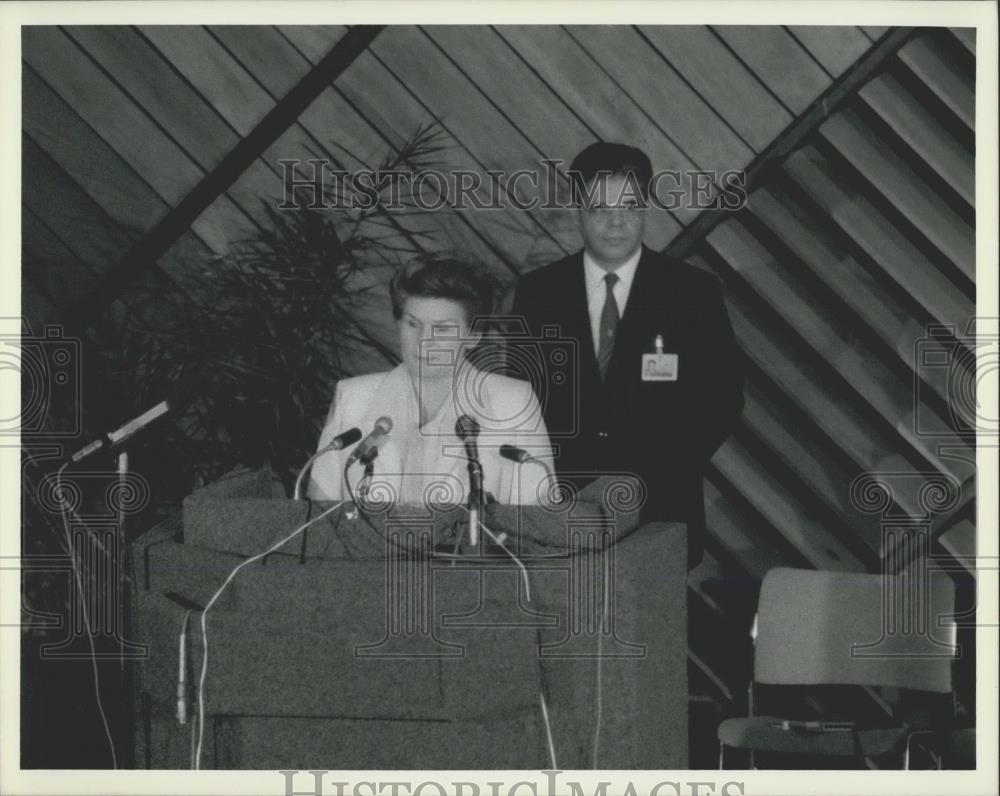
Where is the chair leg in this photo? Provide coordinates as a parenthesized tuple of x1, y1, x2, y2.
(905, 730, 935, 770)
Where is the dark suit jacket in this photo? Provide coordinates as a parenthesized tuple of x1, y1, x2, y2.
(510, 246, 744, 566)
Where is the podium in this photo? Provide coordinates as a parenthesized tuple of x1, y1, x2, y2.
(131, 469, 688, 769)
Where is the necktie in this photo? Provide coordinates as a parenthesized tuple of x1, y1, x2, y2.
(597, 272, 620, 380)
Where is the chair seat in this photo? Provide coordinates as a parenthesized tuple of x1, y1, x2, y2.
(718, 716, 908, 758)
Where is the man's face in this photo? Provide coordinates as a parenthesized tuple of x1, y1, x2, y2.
(577, 173, 646, 270)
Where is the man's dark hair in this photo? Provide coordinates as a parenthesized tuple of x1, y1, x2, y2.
(569, 142, 653, 205)
(389, 254, 500, 326)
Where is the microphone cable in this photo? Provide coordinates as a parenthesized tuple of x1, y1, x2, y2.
(175, 607, 198, 770)
(463, 509, 532, 603)
(54, 462, 119, 769)
(539, 690, 558, 770)
(452, 503, 555, 767)
(592, 555, 610, 769)
(193, 498, 346, 770)
(293, 427, 362, 501)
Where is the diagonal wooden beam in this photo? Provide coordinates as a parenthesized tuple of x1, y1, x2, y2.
(61, 25, 385, 332)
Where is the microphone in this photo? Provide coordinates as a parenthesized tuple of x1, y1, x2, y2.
(499, 444, 544, 466)
(322, 426, 362, 453)
(64, 400, 172, 465)
(61, 370, 219, 467)
(456, 414, 481, 460)
(346, 417, 393, 467)
(500, 444, 554, 508)
(292, 427, 363, 501)
(455, 415, 484, 547)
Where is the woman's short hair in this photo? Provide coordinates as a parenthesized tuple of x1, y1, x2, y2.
(389, 255, 500, 326)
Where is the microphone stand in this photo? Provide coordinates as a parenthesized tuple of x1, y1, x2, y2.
(466, 458, 484, 548)
(117, 451, 128, 676)
(357, 448, 378, 502)
(455, 415, 485, 550)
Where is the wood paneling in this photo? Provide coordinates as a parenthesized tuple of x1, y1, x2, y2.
(280, 25, 551, 273)
(211, 25, 326, 97)
(24, 28, 195, 206)
(22, 59, 214, 299)
(684, 27, 975, 599)
(819, 108, 975, 284)
(225, 26, 444, 259)
(21, 200, 102, 308)
(23, 26, 256, 254)
(739, 380, 882, 552)
(497, 25, 705, 233)
(23, 64, 166, 238)
(951, 27, 976, 55)
(695, 240, 952, 528)
(367, 28, 581, 257)
(571, 26, 754, 174)
(22, 134, 131, 281)
(66, 26, 236, 168)
(747, 183, 962, 406)
(703, 478, 788, 577)
(709, 218, 972, 480)
(859, 71, 974, 206)
(787, 26, 873, 76)
(862, 27, 890, 41)
(714, 436, 866, 570)
(64, 26, 276, 234)
(782, 145, 972, 328)
(139, 25, 275, 138)
(898, 33, 975, 129)
(711, 25, 831, 113)
(640, 25, 792, 152)
(421, 25, 684, 251)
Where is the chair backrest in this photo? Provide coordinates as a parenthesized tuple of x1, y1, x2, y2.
(753, 567, 956, 693)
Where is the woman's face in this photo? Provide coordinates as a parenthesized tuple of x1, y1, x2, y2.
(398, 296, 476, 380)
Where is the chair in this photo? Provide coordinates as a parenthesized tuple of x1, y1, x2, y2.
(717, 566, 957, 769)
(943, 727, 975, 769)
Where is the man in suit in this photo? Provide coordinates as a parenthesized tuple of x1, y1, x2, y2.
(511, 142, 744, 567)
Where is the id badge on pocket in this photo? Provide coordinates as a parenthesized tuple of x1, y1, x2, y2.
(641, 353, 678, 381)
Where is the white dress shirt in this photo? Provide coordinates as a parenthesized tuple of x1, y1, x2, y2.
(583, 247, 642, 355)
(307, 363, 555, 506)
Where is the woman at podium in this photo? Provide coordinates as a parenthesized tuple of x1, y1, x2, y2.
(307, 255, 554, 506)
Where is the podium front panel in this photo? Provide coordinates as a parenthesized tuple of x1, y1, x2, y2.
(133, 493, 687, 769)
